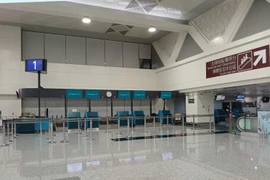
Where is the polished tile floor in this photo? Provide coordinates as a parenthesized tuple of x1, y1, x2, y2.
(0, 126, 269, 180)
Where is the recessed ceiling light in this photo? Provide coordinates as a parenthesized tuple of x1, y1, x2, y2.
(82, 17, 91, 24)
(213, 36, 223, 41)
(148, 27, 157, 33)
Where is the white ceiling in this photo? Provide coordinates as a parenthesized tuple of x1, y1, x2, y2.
(0, 0, 226, 42)
(214, 83, 270, 96)
(0, 7, 159, 38)
(0, 0, 207, 19)
(69, 0, 206, 19)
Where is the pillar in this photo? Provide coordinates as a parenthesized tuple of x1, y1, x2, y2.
(186, 91, 214, 123)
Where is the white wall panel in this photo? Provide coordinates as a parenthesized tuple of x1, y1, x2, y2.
(87, 38, 105, 66)
(123, 42, 139, 68)
(139, 44, 151, 59)
(156, 30, 270, 92)
(105, 40, 123, 67)
(0, 95, 21, 117)
(45, 34, 66, 64)
(66, 36, 86, 65)
(23, 31, 44, 60)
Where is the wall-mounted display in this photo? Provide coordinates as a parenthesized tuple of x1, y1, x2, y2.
(25, 59, 47, 72)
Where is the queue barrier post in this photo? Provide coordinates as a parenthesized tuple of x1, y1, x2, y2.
(13, 118, 17, 138)
(60, 119, 69, 143)
(116, 118, 121, 136)
(82, 118, 88, 137)
(127, 118, 131, 138)
(39, 118, 43, 135)
(88, 119, 94, 141)
(0, 121, 8, 147)
(105, 117, 111, 133)
(48, 119, 56, 144)
(153, 117, 156, 135)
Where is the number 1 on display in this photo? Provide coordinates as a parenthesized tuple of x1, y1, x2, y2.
(33, 60, 37, 70)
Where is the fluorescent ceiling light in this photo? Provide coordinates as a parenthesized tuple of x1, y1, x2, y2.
(82, 17, 91, 24)
(148, 27, 156, 33)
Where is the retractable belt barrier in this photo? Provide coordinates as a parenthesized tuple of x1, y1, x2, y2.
(0, 114, 229, 146)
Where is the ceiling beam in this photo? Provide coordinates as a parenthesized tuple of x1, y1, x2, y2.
(0, 2, 190, 32)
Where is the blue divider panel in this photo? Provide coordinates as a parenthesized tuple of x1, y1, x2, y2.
(85, 112, 99, 128)
(132, 111, 145, 125)
(116, 111, 130, 126)
(35, 118, 50, 131)
(157, 110, 173, 124)
(214, 109, 226, 122)
(67, 112, 82, 129)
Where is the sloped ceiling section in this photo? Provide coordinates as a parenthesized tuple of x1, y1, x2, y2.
(233, 0, 270, 41)
(192, 0, 241, 41)
(155, 32, 180, 58)
(177, 34, 203, 61)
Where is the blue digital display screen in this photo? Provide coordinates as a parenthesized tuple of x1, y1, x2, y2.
(25, 59, 45, 72)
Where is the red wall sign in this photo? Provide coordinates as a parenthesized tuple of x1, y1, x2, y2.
(206, 45, 270, 78)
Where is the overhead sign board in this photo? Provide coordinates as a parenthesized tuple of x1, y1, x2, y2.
(118, 91, 131, 99)
(66, 90, 82, 99)
(85, 90, 100, 99)
(133, 91, 146, 99)
(206, 45, 270, 78)
(160, 91, 172, 99)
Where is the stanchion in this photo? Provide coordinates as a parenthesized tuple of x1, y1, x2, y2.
(166, 116, 170, 132)
(77, 118, 81, 135)
(39, 118, 43, 135)
(127, 118, 131, 138)
(105, 117, 111, 133)
(7, 120, 10, 143)
(209, 116, 212, 132)
(82, 118, 88, 137)
(182, 115, 185, 133)
(193, 114, 195, 134)
(88, 119, 95, 141)
(9, 120, 14, 142)
(116, 118, 121, 136)
(48, 119, 56, 144)
(213, 116, 216, 133)
(143, 117, 148, 135)
(131, 117, 134, 137)
(0, 121, 8, 147)
(153, 117, 156, 135)
(160, 117, 163, 132)
(60, 119, 69, 143)
(13, 119, 17, 138)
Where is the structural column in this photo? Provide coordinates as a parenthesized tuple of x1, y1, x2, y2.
(185, 91, 214, 123)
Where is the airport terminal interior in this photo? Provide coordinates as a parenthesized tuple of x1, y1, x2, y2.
(1, 0, 270, 179)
